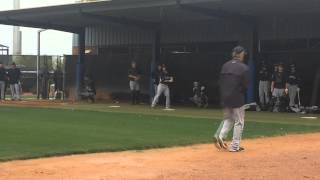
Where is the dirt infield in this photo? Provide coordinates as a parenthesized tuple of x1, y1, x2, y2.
(0, 133, 319, 180)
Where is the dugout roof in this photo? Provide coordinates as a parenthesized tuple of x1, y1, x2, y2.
(0, 0, 319, 33)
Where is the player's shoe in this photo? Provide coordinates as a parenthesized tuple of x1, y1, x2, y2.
(213, 136, 221, 149)
(213, 136, 228, 150)
(229, 147, 245, 152)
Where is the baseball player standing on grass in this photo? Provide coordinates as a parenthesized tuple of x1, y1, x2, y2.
(214, 46, 250, 152)
(128, 61, 141, 105)
(151, 64, 174, 109)
(8, 63, 21, 101)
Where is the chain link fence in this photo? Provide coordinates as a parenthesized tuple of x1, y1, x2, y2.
(0, 55, 65, 100)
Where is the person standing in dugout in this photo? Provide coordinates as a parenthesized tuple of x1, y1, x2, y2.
(286, 64, 300, 108)
(270, 63, 278, 82)
(270, 63, 287, 112)
(151, 64, 162, 100)
(128, 61, 141, 105)
(258, 61, 271, 110)
(151, 64, 174, 109)
(214, 46, 250, 152)
(53, 68, 63, 99)
(8, 63, 21, 101)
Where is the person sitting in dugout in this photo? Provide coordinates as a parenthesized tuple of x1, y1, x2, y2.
(190, 81, 208, 108)
(80, 75, 96, 103)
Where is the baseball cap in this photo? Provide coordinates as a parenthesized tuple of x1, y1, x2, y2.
(232, 46, 247, 55)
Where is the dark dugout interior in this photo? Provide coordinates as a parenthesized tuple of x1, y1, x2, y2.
(66, 41, 238, 105)
(259, 38, 320, 106)
(66, 39, 320, 107)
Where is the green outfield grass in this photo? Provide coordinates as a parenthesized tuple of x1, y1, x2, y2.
(0, 104, 319, 162)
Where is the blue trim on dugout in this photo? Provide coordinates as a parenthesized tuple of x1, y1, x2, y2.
(246, 59, 256, 103)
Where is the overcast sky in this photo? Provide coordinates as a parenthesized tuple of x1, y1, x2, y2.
(0, 0, 76, 55)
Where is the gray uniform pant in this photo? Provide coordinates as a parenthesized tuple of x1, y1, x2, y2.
(153, 84, 158, 98)
(215, 107, 245, 150)
(288, 84, 298, 107)
(272, 88, 285, 98)
(152, 83, 170, 108)
(259, 80, 270, 105)
(10, 83, 20, 100)
(0, 81, 5, 100)
(129, 81, 140, 91)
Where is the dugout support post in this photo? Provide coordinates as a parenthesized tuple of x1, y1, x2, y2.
(75, 28, 86, 100)
(241, 22, 259, 103)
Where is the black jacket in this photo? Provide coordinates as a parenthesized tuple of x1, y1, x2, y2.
(8, 68, 21, 84)
(219, 59, 250, 108)
(0, 67, 7, 81)
(159, 72, 172, 85)
(258, 66, 270, 81)
(272, 72, 286, 89)
(287, 72, 300, 86)
(128, 68, 141, 81)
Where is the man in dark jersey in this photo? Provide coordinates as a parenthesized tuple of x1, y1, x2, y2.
(286, 64, 300, 107)
(151, 64, 173, 109)
(8, 63, 21, 101)
(271, 63, 287, 112)
(258, 61, 271, 109)
(214, 46, 250, 152)
(128, 61, 141, 105)
(151, 64, 162, 100)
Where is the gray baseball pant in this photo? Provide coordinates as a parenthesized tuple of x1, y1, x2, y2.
(215, 106, 245, 151)
(153, 84, 158, 99)
(152, 83, 170, 108)
(288, 84, 298, 107)
(129, 81, 140, 91)
(272, 88, 285, 98)
(259, 80, 270, 105)
(10, 83, 21, 100)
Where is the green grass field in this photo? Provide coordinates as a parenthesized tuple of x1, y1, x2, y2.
(0, 103, 319, 162)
